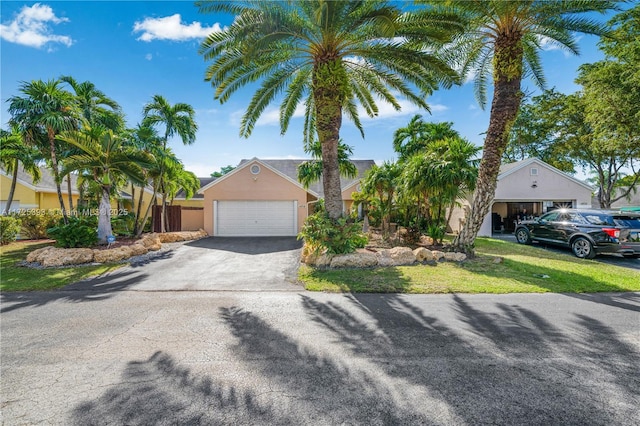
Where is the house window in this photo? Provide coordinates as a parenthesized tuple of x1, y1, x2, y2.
(250, 164, 261, 175)
(530, 167, 538, 176)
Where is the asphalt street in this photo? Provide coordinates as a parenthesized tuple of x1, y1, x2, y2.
(2, 289, 639, 425)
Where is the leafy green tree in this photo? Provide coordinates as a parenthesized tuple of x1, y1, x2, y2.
(7, 79, 80, 222)
(198, 0, 461, 220)
(0, 126, 42, 214)
(432, 0, 618, 254)
(57, 126, 154, 243)
(142, 95, 198, 232)
(210, 165, 235, 178)
(297, 140, 357, 189)
(393, 116, 459, 161)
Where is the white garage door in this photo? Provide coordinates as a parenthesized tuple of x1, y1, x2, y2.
(215, 200, 297, 236)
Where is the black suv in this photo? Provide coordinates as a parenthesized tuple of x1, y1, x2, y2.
(514, 209, 640, 259)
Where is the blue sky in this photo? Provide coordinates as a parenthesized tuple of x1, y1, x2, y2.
(1, 1, 614, 178)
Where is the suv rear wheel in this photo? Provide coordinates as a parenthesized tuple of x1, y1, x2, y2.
(571, 237, 596, 259)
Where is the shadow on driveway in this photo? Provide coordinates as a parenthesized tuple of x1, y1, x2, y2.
(186, 237, 302, 255)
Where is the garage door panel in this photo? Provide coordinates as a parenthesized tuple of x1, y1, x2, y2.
(216, 201, 296, 236)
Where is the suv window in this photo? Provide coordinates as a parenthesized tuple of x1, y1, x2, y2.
(613, 216, 640, 228)
(540, 212, 559, 221)
(583, 213, 615, 226)
(568, 212, 588, 224)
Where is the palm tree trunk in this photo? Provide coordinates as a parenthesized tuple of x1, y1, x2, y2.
(137, 179, 160, 238)
(97, 186, 112, 244)
(314, 62, 344, 220)
(47, 128, 68, 223)
(453, 38, 523, 255)
(3, 160, 19, 214)
(134, 185, 146, 235)
(67, 175, 74, 212)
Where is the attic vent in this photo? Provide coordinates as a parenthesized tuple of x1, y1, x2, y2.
(250, 164, 261, 175)
(530, 167, 538, 176)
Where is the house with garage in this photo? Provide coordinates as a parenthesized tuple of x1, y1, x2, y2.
(197, 158, 375, 237)
(448, 158, 594, 237)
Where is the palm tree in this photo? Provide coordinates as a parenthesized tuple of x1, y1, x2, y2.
(60, 76, 122, 129)
(142, 94, 197, 232)
(362, 161, 400, 238)
(0, 126, 42, 214)
(198, 0, 461, 220)
(7, 79, 80, 222)
(297, 139, 357, 189)
(57, 126, 154, 243)
(393, 116, 459, 161)
(429, 0, 618, 253)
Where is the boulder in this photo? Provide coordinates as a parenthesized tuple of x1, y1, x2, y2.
(26, 246, 56, 263)
(41, 248, 95, 267)
(493, 257, 504, 264)
(376, 247, 416, 266)
(93, 246, 132, 263)
(158, 230, 208, 243)
(129, 243, 148, 256)
(443, 252, 467, 262)
(330, 250, 378, 268)
(419, 235, 434, 246)
(304, 252, 334, 267)
(141, 234, 161, 248)
(413, 247, 434, 262)
(431, 250, 445, 261)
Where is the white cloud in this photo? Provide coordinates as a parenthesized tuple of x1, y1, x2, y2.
(145, 53, 153, 61)
(0, 3, 73, 48)
(183, 162, 216, 178)
(256, 104, 305, 127)
(133, 14, 222, 42)
(537, 35, 577, 58)
(360, 98, 446, 120)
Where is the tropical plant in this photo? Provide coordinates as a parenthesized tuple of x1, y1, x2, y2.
(15, 210, 61, 239)
(298, 212, 368, 255)
(0, 126, 42, 214)
(361, 162, 400, 238)
(142, 94, 198, 232)
(297, 139, 357, 189)
(7, 79, 80, 222)
(430, 0, 618, 254)
(393, 116, 459, 161)
(47, 216, 98, 248)
(57, 126, 154, 244)
(198, 0, 461, 220)
(0, 216, 21, 245)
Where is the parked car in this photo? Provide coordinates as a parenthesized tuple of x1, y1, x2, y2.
(514, 209, 640, 259)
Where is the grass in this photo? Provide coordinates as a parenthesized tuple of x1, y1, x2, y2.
(299, 237, 640, 294)
(0, 240, 123, 292)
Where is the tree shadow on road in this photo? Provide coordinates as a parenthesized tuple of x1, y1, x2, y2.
(186, 237, 302, 255)
(0, 269, 147, 313)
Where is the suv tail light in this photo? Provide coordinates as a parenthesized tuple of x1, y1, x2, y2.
(602, 228, 620, 239)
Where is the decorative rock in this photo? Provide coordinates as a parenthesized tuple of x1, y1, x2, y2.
(330, 251, 378, 268)
(93, 246, 132, 263)
(443, 252, 467, 262)
(305, 252, 333, 267)
(431, 250, 445, 261)
(41, 248, 95, 267)
(493, 257, 504, 264)
(129, 243, 148, 256)
(419, 235, 434, 246)
(376, 246, 416, 266)
(26, 246, 56, 263)
(141, 235, 161, 248)
(413, 247, 434, 262)
(158, 230, 208, 243)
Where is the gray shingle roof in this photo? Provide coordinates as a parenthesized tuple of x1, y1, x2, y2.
(239, 158, 375, 197)
(1, 165, 79, 194)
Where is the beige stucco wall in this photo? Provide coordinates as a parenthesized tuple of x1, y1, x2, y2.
(181, 207, 204, 231)
(201, 161, 310, 236)
(172, 199, 204, 208)
(1, 174, 38, 209)
(494, 163, 592, 206)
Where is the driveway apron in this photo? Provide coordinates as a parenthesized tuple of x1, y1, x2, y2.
(72, 237, 304, 291)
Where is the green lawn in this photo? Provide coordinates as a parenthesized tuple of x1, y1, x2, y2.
(300, 238, 640, 293)
(0, 241, 123, 292)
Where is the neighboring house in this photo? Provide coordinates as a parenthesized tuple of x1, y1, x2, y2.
(197, 158, 375, 236)
(172, 177, 216, 231)
(449, 158, 593, 237)
(1, 165, 160, 216)
(1, 166, 79, 212)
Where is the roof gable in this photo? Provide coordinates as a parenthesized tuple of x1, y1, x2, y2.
(498, 158, 592, 191)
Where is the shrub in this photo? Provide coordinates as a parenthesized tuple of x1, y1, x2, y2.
(16, 210, 62, 239)
(111, 212, 135, 236)
(47, 217, 98, 248)
(0, 216, 22, 245)
(298, 212, 368, 255)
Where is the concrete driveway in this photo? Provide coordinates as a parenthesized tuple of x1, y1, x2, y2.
(67, 237, 304, 292)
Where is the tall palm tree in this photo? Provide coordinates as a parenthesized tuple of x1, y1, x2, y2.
(60, 76, 124, 211)
(142, 94, 197, 232)
(57, 126, 154, 243)
(297, 139, 357, 189)
(198, 0, 461, 219)
(0, 126, 42, 214)
(362, 161, 401, 237)
(7, 79, 80, 222)
(430, 0, 618, 253)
